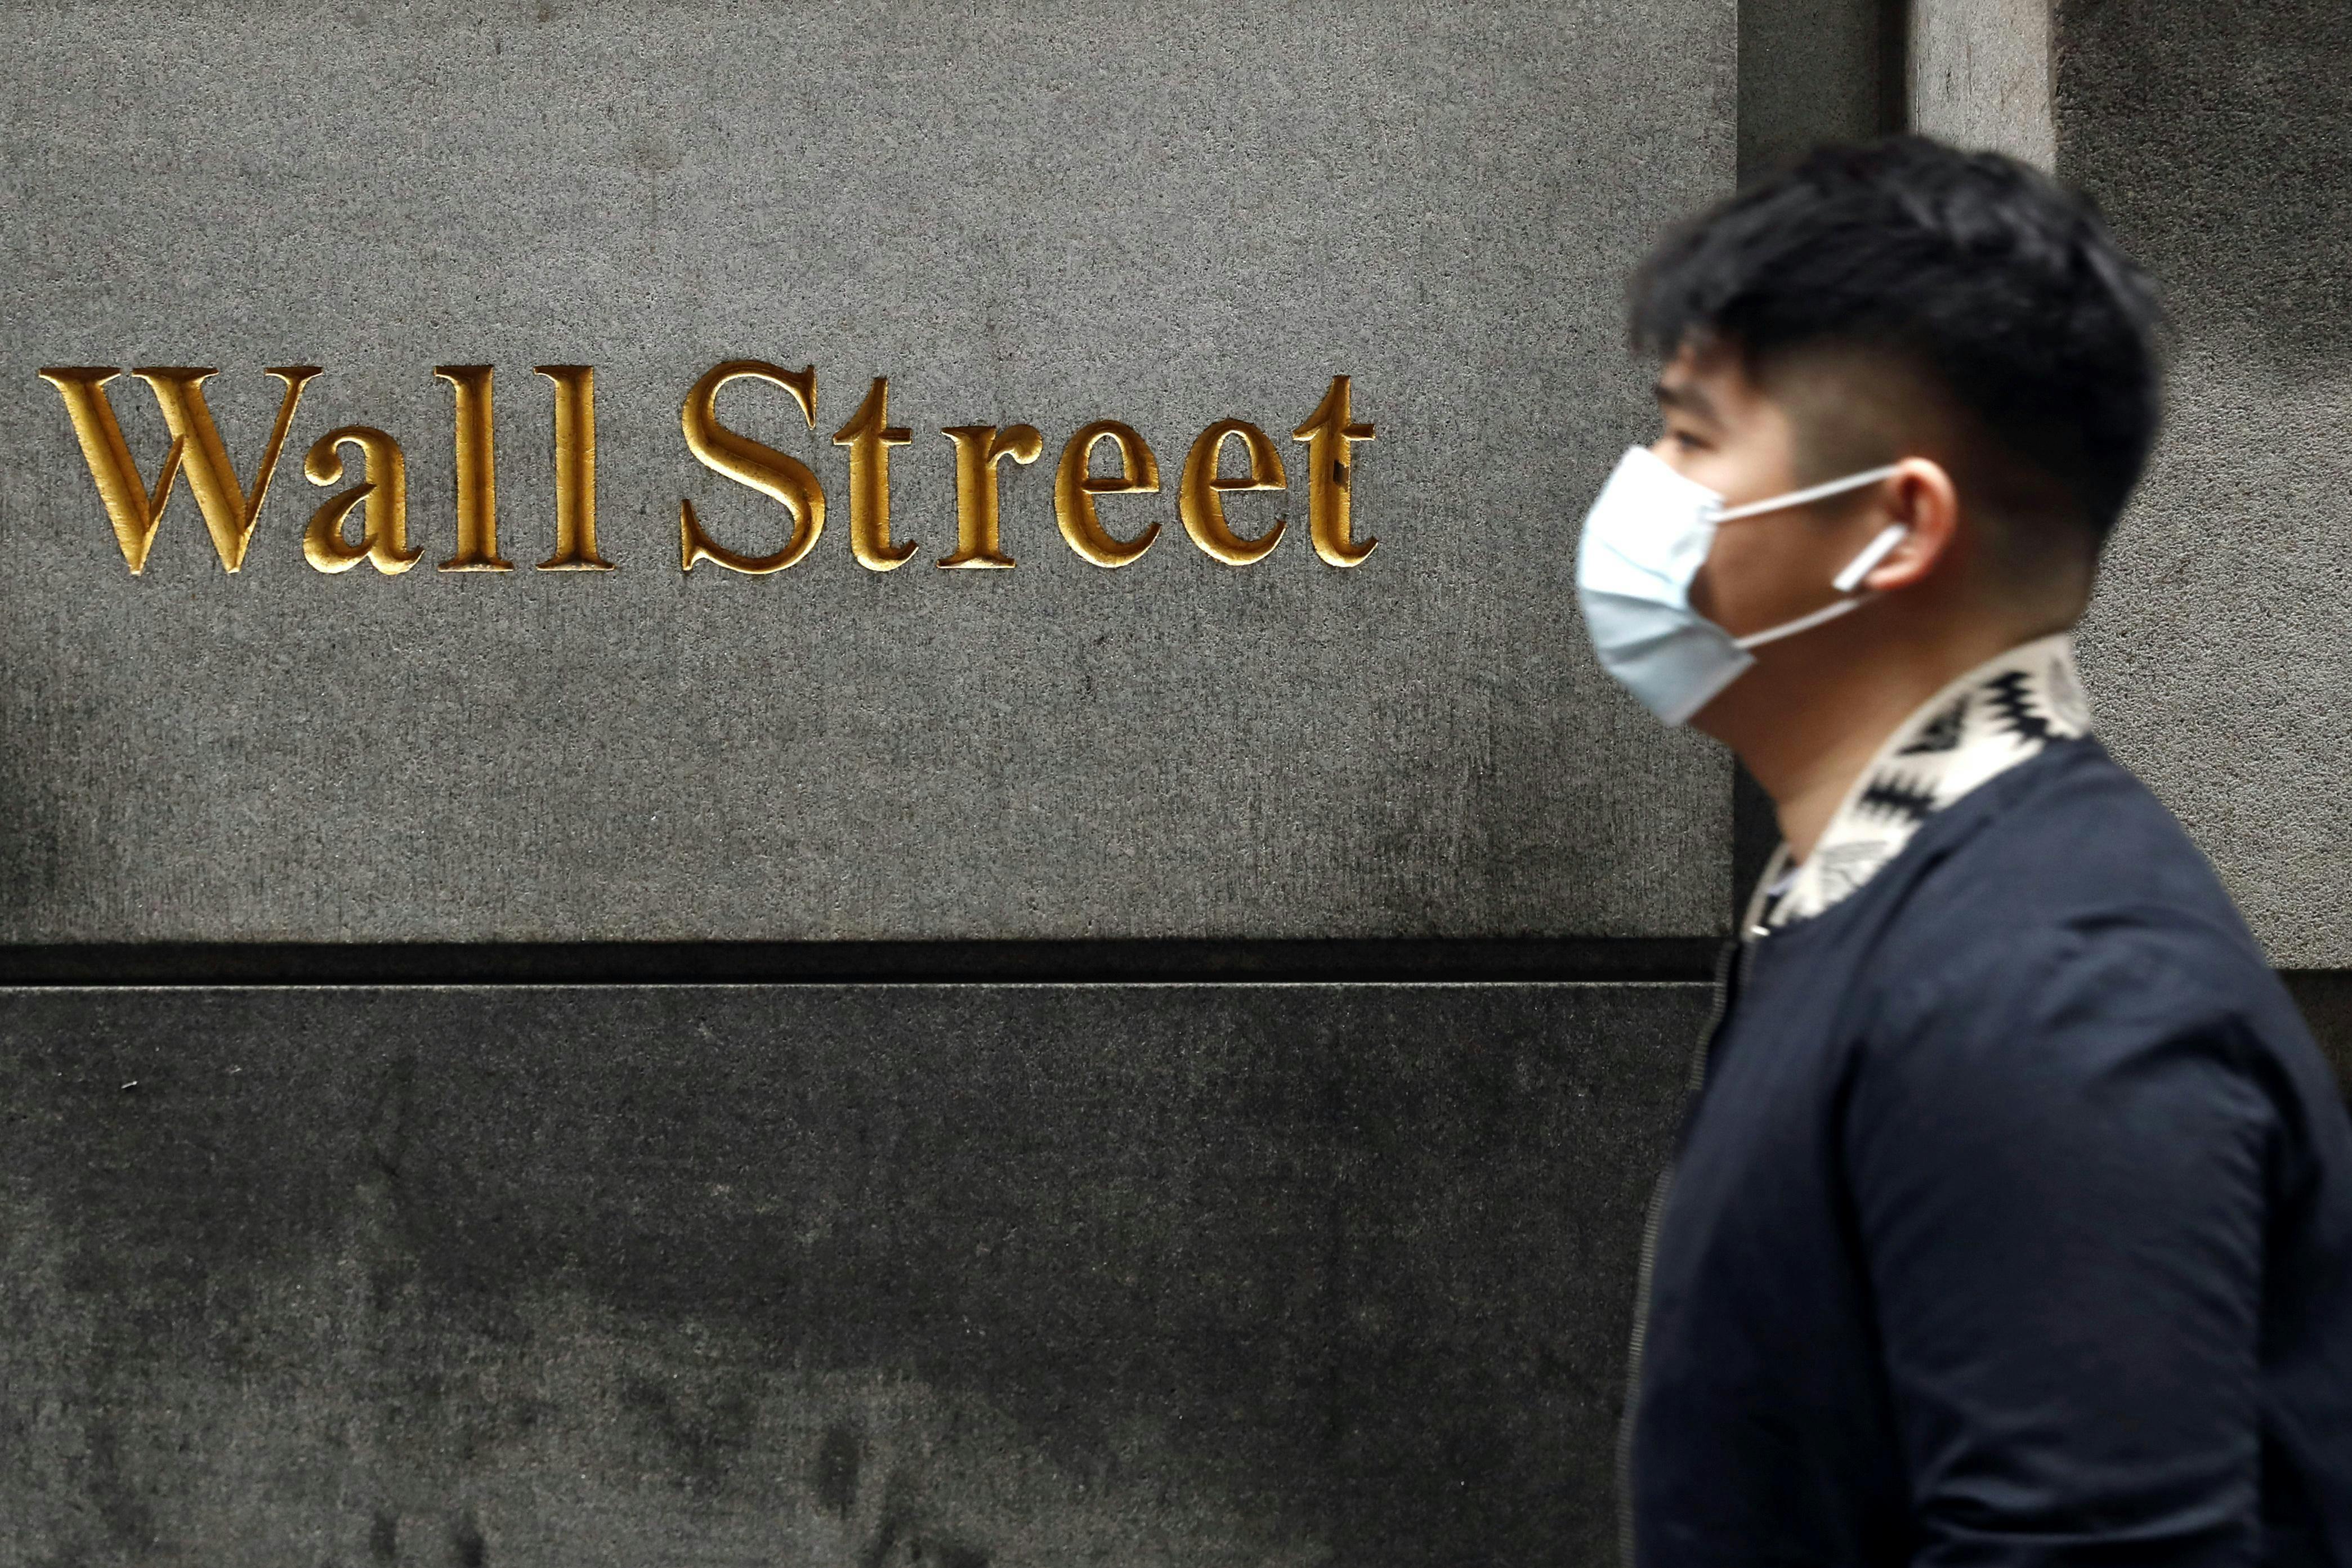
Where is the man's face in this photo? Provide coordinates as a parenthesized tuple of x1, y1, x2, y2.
(1649, 341, 1888, 648)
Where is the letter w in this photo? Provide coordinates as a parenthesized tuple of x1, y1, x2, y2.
(38, 366, 321, 573)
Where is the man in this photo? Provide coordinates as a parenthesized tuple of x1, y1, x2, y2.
(1582, 138, 2352, 1566)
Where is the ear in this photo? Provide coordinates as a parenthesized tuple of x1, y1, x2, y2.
(1858, 456, 1961, 591)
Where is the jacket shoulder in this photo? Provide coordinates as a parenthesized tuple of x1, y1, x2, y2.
(1861, 740, 2319, 1080)
(1889, 738, 2265, 967)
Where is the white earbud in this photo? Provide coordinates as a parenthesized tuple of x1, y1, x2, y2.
(1831, 523, 1910, 593)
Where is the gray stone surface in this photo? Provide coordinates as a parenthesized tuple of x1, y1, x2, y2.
(2047, 0, 2351, 966)
(0, 1, 1733, 944)
(0, 979, 1708, 1565)
(1908, 0, 2054, 169)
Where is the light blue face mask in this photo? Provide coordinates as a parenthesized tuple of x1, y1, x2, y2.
(1575, 446, 1910, 726)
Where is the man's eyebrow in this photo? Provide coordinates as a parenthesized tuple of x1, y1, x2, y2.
(1652, 378, 1716, 419)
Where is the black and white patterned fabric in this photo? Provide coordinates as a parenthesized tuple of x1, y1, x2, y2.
(1749, 633, 2092, 932)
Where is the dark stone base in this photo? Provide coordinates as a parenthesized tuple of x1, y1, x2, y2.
(0, 982, 1707, 1566)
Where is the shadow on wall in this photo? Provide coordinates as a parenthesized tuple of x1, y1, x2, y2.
(2284, 972, 2352, 1097)
(2056, 0, 2352, 371)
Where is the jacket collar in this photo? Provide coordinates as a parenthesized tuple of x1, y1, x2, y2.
(1748, 631, 2093, 933)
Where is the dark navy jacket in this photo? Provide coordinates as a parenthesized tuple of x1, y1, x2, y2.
(1626, 737, 2352, 1566)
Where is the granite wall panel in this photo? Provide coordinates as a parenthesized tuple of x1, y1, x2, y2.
(0, 980, 1707, 1566)
(0, 1, 1734, 944)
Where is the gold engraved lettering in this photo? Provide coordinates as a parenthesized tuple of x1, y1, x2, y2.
(36, 369, 184, 571)
(830, 377, 916, 571)
(302, 426, 418, 575)
(435, 365, 511, 571)
(37, 365, 319, 574)
(1179, 419, 1287, 566)
(678, 359, 827, 575)
(534, 365, 611, 571)
(938, 424, 1043, 569)
(1054, 420, 1162, 568)
(1291, 375, 1376, 566)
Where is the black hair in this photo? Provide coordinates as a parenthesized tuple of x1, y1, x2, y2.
(1632, 136, 2163, 545)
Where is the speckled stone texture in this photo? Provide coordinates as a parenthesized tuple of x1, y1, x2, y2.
(2053, 0, 2351, 967)
(0, 981, 1707, 1566)
(0, 0, 1732, 944)
(1908, 0, 2054, 169)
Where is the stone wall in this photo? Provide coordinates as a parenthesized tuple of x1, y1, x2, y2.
(0, 1, 2339, 1562)
(0, 3, 1741, 1561)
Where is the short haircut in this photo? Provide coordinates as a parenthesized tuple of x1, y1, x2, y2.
(1631, 136, 2163, 547)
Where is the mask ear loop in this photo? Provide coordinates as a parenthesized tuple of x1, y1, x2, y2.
(1731, 524, 1911, 651)
(1714, 464, 1902, 523)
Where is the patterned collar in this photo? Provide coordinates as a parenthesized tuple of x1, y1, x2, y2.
(1748, 632, 2092, 933)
